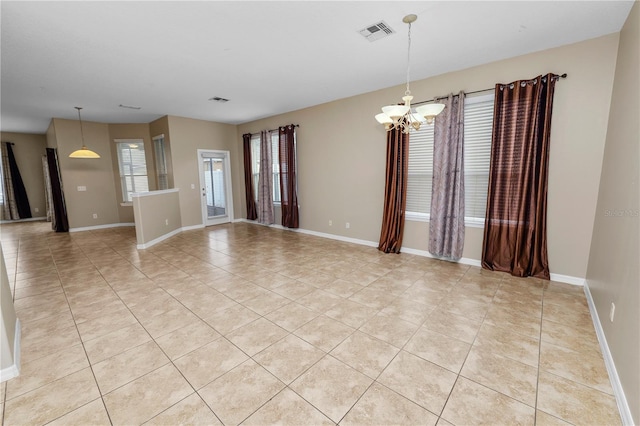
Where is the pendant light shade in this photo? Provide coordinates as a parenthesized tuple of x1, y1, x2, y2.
(69, 147, 101, 159)
(69, 107, 100, 159)
(415, 103, 446, 125)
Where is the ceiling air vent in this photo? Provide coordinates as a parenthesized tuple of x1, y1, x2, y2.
(209, 96, 229, 103)
(358, 21, 395, 42)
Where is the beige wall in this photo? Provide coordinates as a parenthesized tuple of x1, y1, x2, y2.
(586, 3, 639, 424)
(132, 189, 181, 246)
(166, 116, 239, 227)
(0, 132, 47, 219)
(236, 34, 620, 279)
(47, 118, 120, 229)
(108, 123, 155, 224)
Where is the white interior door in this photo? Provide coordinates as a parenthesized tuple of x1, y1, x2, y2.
(198, 150, 234, 227)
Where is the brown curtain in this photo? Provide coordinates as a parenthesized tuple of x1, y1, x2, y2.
(429, 92, 465, 260)
(278, 124, 299, 228)
(378, 127, 409, 253)
(482, 73, 558, 279)
(242, 133, 258, 220)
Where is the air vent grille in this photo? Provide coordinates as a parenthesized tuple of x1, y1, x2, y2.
(358, 21, 395, 42)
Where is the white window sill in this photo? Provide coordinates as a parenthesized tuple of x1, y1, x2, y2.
(120, 202, 132, 207)
(405, 211, 485, 228)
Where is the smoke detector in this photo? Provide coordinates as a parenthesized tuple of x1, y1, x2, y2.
(358, 21, 395, 42)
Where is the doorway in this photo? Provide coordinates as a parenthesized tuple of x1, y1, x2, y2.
(197, 150, 233, 227)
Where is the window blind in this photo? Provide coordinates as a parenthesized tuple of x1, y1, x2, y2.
(464, 94, 494, 221)
(405, 93, 494, 223)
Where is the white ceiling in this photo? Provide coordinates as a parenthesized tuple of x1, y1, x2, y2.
(1, 1, 634, 134)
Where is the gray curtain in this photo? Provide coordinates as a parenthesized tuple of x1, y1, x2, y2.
(257, 130, 274, 224)
(1, 142, 19, 220)
(428, 91, 466, 259)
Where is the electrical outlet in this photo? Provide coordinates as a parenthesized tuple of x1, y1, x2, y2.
(329, 220, 332, 226)
(165, 219, 169, 226)
(610, 302, 615, 322)
(92, 213, 98, 219)
(35, 207, 39, 212)
(346, 222, 350, 229)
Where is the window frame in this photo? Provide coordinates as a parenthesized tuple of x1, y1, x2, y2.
(250, 132, 282, 204)
(152, 134, 169, 190)
(405, 93, 494, 228)
(115, 139, 149, 203)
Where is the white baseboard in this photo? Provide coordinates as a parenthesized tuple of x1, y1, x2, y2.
(292, 227, 379, 248)
(181, 224, 205, 232)
(137, 227, 182, 249)
(0, 319, 21, 383)
(401, 246, 483, 267)
(583, 281, 633, 425)
(236, 219, 585, 286)
(69, 223, 135, 232)
(136, 223, 205, 249)
(0, 216, 47, 224)
(549, 273, 585, 286)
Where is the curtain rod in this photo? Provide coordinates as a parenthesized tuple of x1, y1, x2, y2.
(246, 124, 299, 137)
(414, 73, 567, 106)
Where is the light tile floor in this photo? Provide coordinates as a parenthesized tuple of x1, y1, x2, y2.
(0, 221, 621, 425)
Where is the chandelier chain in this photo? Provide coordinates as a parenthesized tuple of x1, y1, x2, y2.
(406, 22, 412, 96)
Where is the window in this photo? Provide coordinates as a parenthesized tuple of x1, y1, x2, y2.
(250, 132, 281, 203)
(405, 94, 494, 225)
(116, 140, 149, 202)
(153, 135, 169, 190)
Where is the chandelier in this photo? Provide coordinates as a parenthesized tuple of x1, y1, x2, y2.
(69, 107, 101, 159)
(375, 14, 445, 133)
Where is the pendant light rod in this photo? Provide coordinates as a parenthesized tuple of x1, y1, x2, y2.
(75, 107, 87, 148)
(69, 106, 101, 159)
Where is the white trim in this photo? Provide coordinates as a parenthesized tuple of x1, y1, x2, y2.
(136, 223, 204, 249)
(0, 319, 21, 383)
(404, 213, 485, 229)
(181, 224, 205, 232)
(197, 149, 234, 227)
(401, 246, 483, 267)
(584, 280, 633, 425)
(549, 273, 585, 286)
(69, 223, 135, 233)
(120, 202, 133, 207)
(131, 188, 179, 198)
(137, 227, 182, 249)
(293, 227, 378, 248)
(0, 216, 47, 224)
(152, 134, 165, 141)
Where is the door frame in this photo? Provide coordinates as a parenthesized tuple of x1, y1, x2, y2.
(197, 149, 234, 227)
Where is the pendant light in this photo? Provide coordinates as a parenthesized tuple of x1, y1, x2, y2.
(375, 14, 445, 133)
(69, 107, 101, 159)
